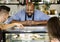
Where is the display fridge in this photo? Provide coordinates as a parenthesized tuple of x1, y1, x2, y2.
(2, 26, 49, 42)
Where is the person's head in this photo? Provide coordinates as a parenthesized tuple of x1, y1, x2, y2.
(0, 6, 10, 23)
(47, 17, 60, 39)
(26, 2, 34, 16)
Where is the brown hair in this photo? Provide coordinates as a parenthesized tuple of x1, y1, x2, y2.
(47, 17, 60, 40)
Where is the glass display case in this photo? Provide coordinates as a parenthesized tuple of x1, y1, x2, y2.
(3, 26, 49, 42)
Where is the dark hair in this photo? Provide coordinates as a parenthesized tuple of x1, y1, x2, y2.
(0, 6, 10, 12)
(47, 17, 60, 40)
(26, 2, 34, 7)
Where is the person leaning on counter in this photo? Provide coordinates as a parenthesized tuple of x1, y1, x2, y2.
(5, 2, 50, 26)
(0, 6, 24, 30)
(0, 6, 24, 42)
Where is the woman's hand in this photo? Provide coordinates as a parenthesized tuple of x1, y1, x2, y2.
(14, 23, 24, 29)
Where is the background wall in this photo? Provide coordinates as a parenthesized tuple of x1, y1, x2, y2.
(5, 4, 60, 16)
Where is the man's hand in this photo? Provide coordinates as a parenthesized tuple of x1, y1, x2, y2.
(26, 20, 34, 26)
(26, 20, 47, 26)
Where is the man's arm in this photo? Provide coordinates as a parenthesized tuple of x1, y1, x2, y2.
(32, 21, 47, 25)
(11, 20, 47, 26)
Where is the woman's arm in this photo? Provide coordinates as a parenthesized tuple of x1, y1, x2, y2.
(0, 23, 24, 30)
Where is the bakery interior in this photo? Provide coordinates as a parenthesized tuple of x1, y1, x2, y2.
(0, 0, 60, 42)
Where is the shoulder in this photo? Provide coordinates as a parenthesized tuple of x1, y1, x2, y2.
(16, 9, 25, 14)
(35, 9, 41, 13)
(35, 9, 43, 12)
(14, 9, 25, 15)
(51, 38, 59, 42)
(17, 9, 25, 14)
(34, 9, 45, 15)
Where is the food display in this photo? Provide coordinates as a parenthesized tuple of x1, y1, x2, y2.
(5, 26, 49, 42)
(6, 33, 49, 42)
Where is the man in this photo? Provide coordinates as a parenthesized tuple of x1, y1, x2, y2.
(5, 2, 50, 26)
(0, 6, 23, 42)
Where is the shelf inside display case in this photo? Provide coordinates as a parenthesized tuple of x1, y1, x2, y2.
(5, 33, 49, 42)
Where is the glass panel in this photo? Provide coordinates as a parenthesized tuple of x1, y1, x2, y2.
(5, 33, 49, 42)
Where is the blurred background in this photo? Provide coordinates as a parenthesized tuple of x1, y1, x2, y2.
(0, 0, 60, 17)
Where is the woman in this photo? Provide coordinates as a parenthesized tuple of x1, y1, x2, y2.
(0, 6, 24, 42)
(47, 17, 60, 42)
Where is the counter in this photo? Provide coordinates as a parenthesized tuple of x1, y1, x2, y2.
(2, 26, 49, 42)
